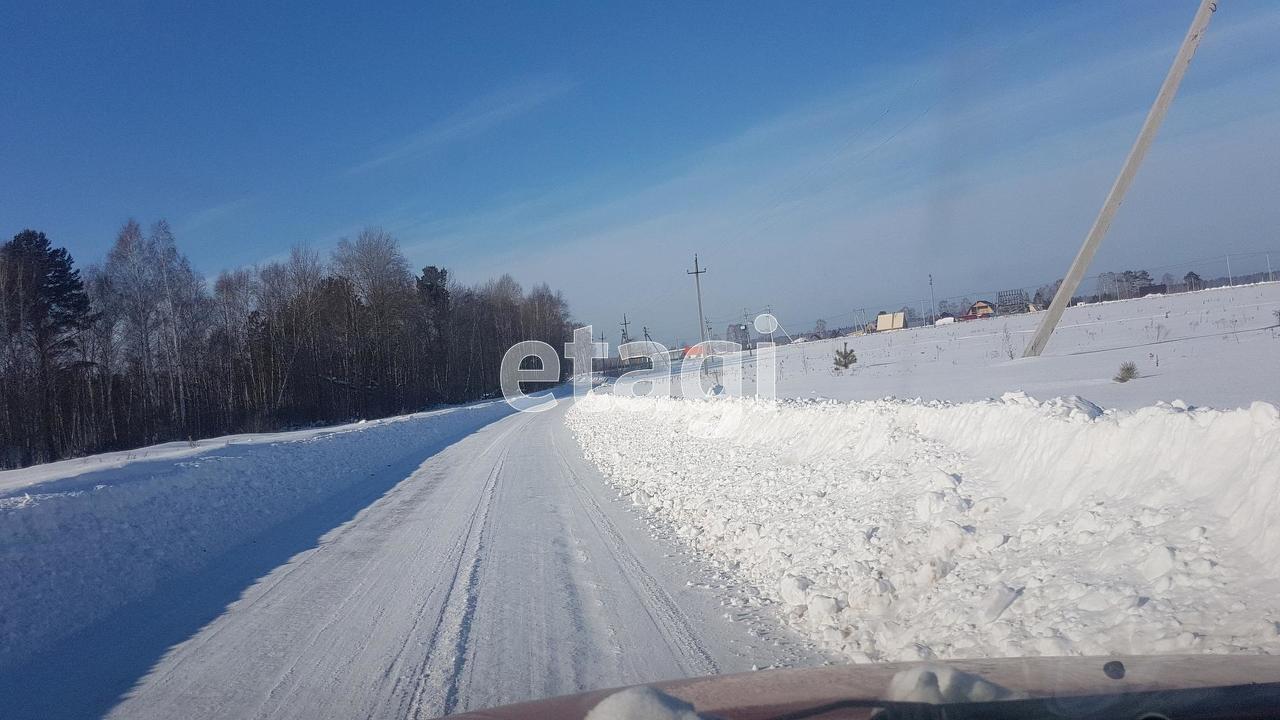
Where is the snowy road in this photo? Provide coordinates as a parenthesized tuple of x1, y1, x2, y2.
(4, 400, 816, 719)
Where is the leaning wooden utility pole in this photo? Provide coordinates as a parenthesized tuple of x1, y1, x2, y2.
(1024, 0, 1218, 358)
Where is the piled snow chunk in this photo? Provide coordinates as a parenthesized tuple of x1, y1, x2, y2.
(568, 392, 1280, 662)
(586, 687, 708, 720)
(1140, 546, 1177, 581)
(977, 584, 1021, 624)
(927, 522, 970, 559)
(779, 575, 812, 607)
(915, 490, 965, 522)
(807, 594, 841, 627)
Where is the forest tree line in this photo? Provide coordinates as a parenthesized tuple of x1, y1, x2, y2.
(0, 223, 573, 468)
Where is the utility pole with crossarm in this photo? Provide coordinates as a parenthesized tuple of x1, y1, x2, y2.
(687, 254, 708, 345)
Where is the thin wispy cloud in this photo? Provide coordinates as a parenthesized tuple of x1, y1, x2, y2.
(395, 4, 1280, 342)
(179, 194, 259, 234)
(346, 76, 575, 175)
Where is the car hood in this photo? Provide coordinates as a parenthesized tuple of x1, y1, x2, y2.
(447, 654, 1280, 719)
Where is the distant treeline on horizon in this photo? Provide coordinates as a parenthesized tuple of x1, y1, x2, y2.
(0, 223, 573, 469)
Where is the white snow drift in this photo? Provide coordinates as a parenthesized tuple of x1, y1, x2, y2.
(567, 392, 1280, 662)
(0, 401, 513, 668)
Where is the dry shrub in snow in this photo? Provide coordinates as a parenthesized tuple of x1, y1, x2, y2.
(1115, 361, 1139, 383)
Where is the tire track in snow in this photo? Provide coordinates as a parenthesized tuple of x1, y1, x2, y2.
(437, 455, 502, 716)
(89, 404, 817, 720)
(551, 429, 720, 678)
(246, 432, 513, 720)
(404, 429, 514, 719)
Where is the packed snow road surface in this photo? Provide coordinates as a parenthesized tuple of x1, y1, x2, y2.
(1, 401, 816, 720)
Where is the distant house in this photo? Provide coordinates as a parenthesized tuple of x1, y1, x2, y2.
(966, 300, 996, 318)
(875, 310, 907, 332)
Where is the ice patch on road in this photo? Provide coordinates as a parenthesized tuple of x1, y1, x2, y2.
(567, 392, 1280, 662)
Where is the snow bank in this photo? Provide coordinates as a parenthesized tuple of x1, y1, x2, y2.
(568, 393, 1280, 662)
(0, 408, 465, 494)
(0, 401, 511, 668)
(915, 393, 1280, 565)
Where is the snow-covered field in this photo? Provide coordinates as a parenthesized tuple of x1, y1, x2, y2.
(0, 401, 515, 669)
(627, 282, 1280, 411)
(570, 283, 1280, 663)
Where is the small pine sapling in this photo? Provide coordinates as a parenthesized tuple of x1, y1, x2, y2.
(1114, 361, 1138, 383)
(834, 342, 858, 370)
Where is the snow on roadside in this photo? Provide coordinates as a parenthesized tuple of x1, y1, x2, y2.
(0, 401, 512, 669)
(0, 407, 480, 495)
(567, 393, 1280, 662)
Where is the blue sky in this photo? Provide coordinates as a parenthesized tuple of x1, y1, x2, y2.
(3, 1, 1279, 345)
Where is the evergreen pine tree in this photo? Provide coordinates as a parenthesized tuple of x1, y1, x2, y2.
(1, 230, 93, 459)
(834, 342, 857, 370)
